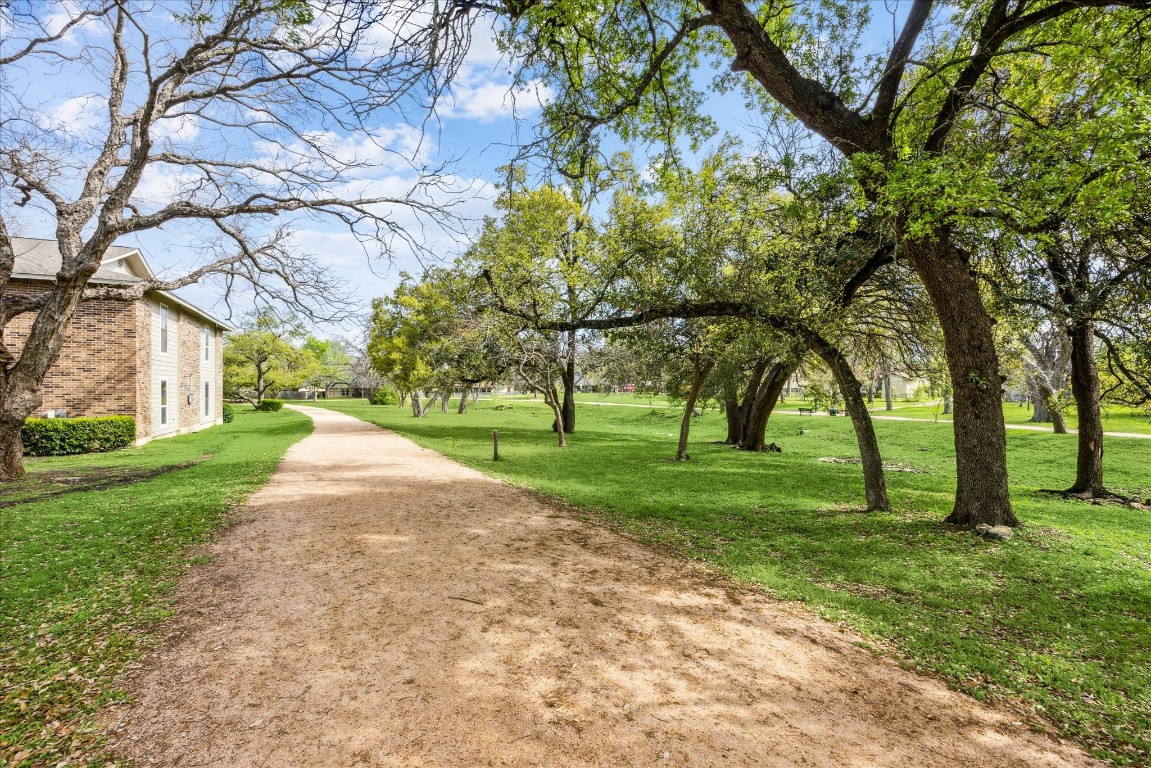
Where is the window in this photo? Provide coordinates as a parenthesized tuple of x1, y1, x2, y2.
(203, 326, 211, 361)
(160, 380, 168, 425)
(204, 382, 210, 417)
(160, 306, 169, 353)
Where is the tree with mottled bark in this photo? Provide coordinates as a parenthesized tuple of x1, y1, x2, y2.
(1019, 324, 1071, 433)
(0, 0, 473, 478)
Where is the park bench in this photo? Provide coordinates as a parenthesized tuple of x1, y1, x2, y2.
(798, 407, 814, 415)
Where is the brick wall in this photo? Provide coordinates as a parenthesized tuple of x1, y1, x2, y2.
(178, 313, 201, 429)
(4, 279, 137, 419)
(135, 301, 153, 436)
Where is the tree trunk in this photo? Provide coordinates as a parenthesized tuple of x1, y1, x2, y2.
(543, 386, 566, 447)
(724, 394, 743, 444)
(457, 385, 471, 414)
(727, 359, 768, 446)
(1027, 375, 1052, 423)
(900, 232, 1016, 527)
(410, 391, 422, 417)
(0, 412, 28, 480)
(440, 391, 450, 413)
(560, 349, 577, 433)
(675, 358, 714, 461)
(399, 391, 408, 409)
(884, 374, 893, 411)
(0, 235, 120, 479)
(256, 366, 266, 405)
(805, 331, 889, 511)
(739, 362, 792, 452)
(1028, 377, 1069, 434)
(1066, 319, 1105, 496)
(942, 387, 952, 415)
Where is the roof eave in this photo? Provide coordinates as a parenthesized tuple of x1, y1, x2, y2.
(9, 273, 142, 285)
(151, 289, 237, 332)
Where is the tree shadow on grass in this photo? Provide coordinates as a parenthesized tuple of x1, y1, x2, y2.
(0, 461, 203, 509)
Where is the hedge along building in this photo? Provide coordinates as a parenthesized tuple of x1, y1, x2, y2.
(6, 238, 234, 444)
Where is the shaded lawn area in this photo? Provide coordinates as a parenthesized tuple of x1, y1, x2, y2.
(317, 398, 1151, 765)
(0, 407, 313, 767)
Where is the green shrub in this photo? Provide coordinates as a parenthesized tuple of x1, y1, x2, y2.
(21, 415, 136, 456)
(371, 388, 399, 406)
(222, 402, 236, 423)
(254, 399, 284, 412)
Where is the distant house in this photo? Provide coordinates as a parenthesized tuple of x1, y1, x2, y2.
(6, 238, 233, 444)
(324, 380, 375, 399)
(883, 373, 929, 399)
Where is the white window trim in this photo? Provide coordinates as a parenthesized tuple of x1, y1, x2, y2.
(159, 379, 169, 426)
(203, 382, 210, 417)
(160, 305, 169, 354)
(204, 326, 211, 361)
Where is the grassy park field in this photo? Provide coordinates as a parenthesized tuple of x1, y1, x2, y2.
(0, 407, 313, 766)
(863, 401, 1151, 435)
(318, 397, 1151, 764)
(500, 391, 1151, 434)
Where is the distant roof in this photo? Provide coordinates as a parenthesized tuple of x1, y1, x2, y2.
(8, 237, 235, 331)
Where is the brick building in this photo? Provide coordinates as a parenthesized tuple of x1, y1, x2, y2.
(7, 238, 232, 444)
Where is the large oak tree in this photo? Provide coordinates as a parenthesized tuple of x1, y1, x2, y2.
(477, 0, 1149, 527)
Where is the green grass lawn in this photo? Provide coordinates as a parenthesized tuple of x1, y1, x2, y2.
(863, 400, 1151, 434)
(316, 397, 1151, 765)
(487, 391, 1151, 434)
(0, 407, 312, 767)
(487, 391, 675, 407)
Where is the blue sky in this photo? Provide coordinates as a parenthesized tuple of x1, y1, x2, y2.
(2, 8, 545, 333)
(2, 2, 910, 337)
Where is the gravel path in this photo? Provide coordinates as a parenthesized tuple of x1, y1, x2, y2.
(109, 406, 1099, 767)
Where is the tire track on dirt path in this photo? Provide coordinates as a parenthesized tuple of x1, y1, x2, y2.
(108, 405, 1098, 767)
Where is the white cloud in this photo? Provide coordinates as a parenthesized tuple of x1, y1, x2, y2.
(40, 1, 104, 39)
(153, 113, 201, 142)
(42, 2, 78, 35)
(131, 164, 201, 207)
(441, 78, 552, 123)
(253, 124, 437, 179)
(46, 95, 106, 135)
(287, 228, 375, 270)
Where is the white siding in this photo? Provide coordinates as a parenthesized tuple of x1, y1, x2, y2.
(200, 325, 214, 423)
(151, 300, 179, 435)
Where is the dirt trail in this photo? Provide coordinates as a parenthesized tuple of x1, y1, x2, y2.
(109, 406, 1098, 767)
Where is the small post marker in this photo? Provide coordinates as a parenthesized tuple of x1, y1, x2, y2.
(492, 429, 500, 461)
